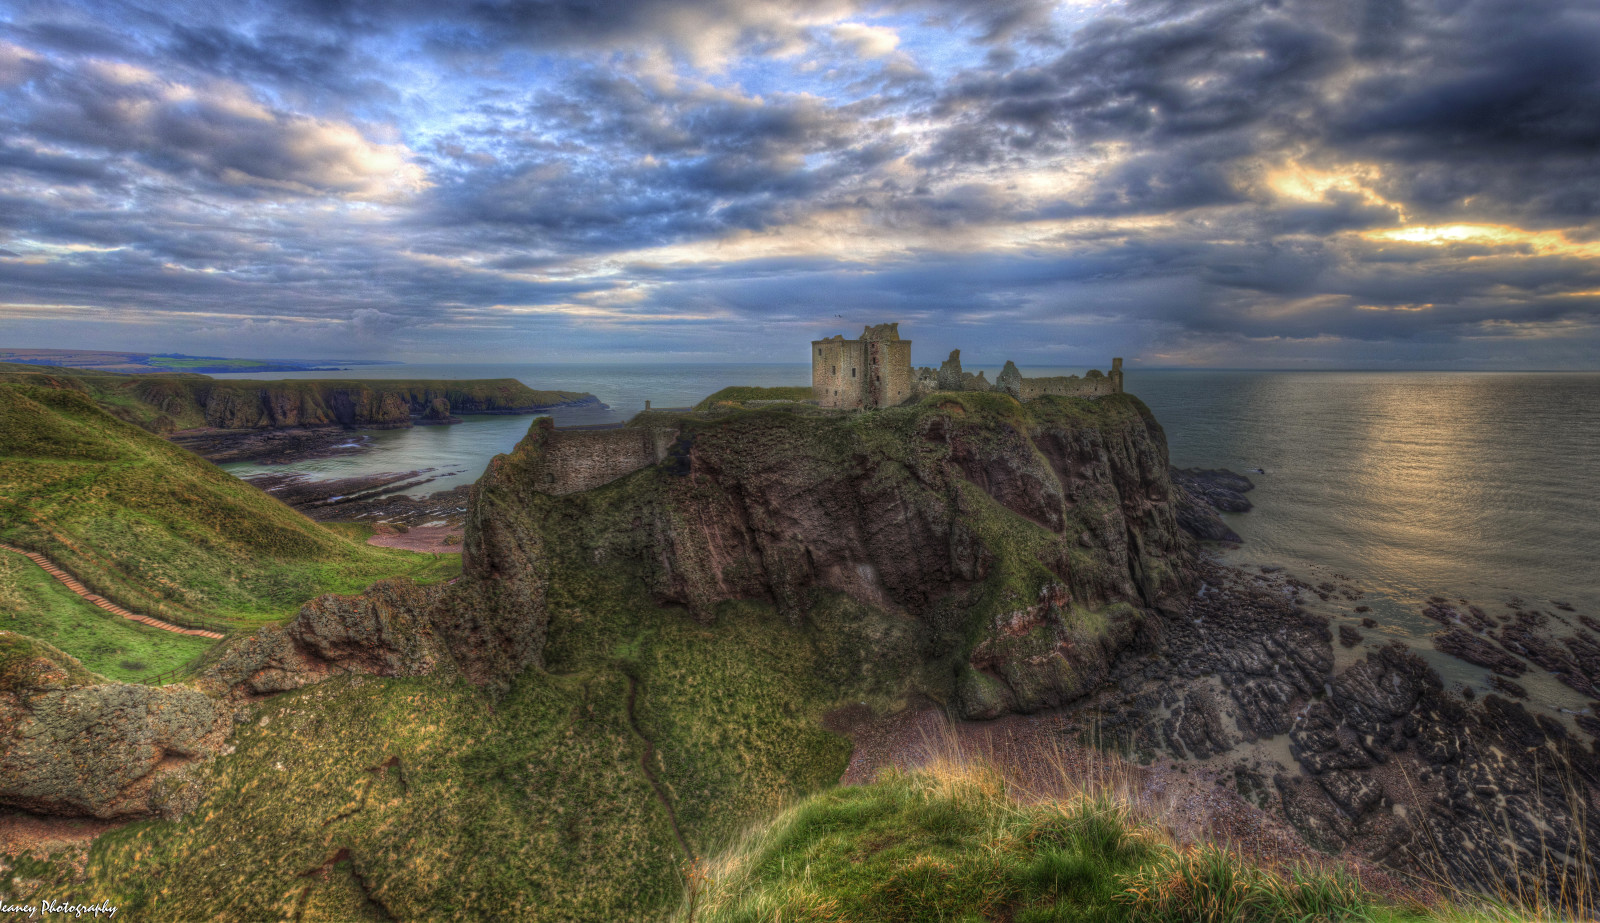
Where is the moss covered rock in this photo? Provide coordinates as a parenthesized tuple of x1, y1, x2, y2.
(461, 392, 1197, 715)
(0, 631, 225, 819)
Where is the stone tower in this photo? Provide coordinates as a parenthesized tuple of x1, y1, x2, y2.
(811, 323, 913, 409)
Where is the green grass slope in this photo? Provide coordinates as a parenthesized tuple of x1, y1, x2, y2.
(684, 764, 1458, 923)
(0, 549, 213, 681)
(19, 602, 856, 921)
(0, 382, 458, 629)
(694, 385, 815, 410)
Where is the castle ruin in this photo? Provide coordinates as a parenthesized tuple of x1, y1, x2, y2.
(523, 324, 1124, 498)
(813, 324, 1122, 408)
(811, 322, 914, 410)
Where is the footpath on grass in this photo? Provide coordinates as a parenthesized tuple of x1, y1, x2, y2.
(0, 543, 224, 640)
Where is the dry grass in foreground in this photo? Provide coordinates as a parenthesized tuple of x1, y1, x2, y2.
(679, 728, 1586, 923)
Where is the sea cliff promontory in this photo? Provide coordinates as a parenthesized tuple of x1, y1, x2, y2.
(460, 390, 1197, 715)
(0, 362, 602, 463)
(4, 384, 1596, 920)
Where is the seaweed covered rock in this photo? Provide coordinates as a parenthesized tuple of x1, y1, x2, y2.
(0, 631, 226, 819)
(1169, 467, 1255, 542)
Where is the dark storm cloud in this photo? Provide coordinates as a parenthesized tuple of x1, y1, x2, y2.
(936, 3, 1339, 142)
(420, 70, 901, 249)
(1330, 0, 1600, 221)
(274, 0, 1056, 56)
(0, 140, 117, 185)
(163, 25, 383, 101)
(2, 0, 1598, 365)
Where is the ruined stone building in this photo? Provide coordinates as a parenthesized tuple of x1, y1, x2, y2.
(995, 358, 1123, 400)
(814, 323, 1123, 409)
(811, 323, 914, 409)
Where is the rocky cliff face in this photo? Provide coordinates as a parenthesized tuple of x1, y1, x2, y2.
(0, 366, 600, 435)
(460, 392, 1198, 714)
(201, 579, 454, 699)
(0, 392, 1196, 814)
(184, 380, 597, 430)
(0, 632, 227, 819)
(0, 580, 456, 821)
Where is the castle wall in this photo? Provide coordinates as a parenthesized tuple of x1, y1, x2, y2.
(869, 339, 912, 408)
(812, 338, 868, 408)
(530, 420, 679, 495)
(815, 324, 1123, 409)
(1018, 374, 1118, 400)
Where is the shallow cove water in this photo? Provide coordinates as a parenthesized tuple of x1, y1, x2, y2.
(214, 365, 1600, 709)
(211, 363, 809, 493)
(1127, 370, 1600, 713)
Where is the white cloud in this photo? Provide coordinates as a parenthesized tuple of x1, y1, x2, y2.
(830, 22, 902, 59)
(24, 59, 428, 201)
(0, 41, 44, 87)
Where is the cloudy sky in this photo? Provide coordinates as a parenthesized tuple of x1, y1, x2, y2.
(2, 0, 1598, 367)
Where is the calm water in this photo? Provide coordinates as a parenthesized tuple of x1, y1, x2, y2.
(215, 365, 1600, 699)
(1129, 371, 1600, 705)
(212, 363, 810, 492)
(1132, 371, 1600, 618)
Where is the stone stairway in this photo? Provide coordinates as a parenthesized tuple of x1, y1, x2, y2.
(0, 543, 224, 639)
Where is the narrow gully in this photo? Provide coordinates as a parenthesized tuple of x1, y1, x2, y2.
(623, 673, 694, 863)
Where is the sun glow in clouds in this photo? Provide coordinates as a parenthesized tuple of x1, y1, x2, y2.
(1265, 160, 1401, 214)
(1363, 224, 1600, 259)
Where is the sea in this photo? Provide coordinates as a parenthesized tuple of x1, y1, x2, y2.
(211, 365, 1600, 709)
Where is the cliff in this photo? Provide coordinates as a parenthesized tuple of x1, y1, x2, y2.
(11, 386, 1587, 918)
(0, 382, 459, 627)
(0, 362, 600, 434)
(0, 632, 227, 819)
(460, 390, 1197, 715)
(0, 578, 451, 822)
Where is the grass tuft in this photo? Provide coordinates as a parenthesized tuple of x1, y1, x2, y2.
(680, 732, 1537, 923)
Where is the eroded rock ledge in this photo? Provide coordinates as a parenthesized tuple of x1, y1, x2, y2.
(0, 633, 225, 820)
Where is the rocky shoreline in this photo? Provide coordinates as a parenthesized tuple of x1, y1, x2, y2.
(1066, 557, 1599, 899)
(1171, 466, 1254, 543)
(168, 426, 377, 464)
(246, 471, 471, 529)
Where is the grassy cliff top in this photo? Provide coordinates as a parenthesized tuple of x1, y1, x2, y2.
(0, 382, 458, 630)
(0, 362, 595, 432)
(694, 385, 816, 411)
(0, 548, 214, 681)
(0, 629, 104, 692)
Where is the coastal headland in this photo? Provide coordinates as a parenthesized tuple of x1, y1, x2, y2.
(0, 376, 1595, 920)
(0, 361, 603, 463)
(0, 348, 397, 376)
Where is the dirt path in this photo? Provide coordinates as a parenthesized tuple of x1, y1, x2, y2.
(0, 808, 126, 860)
(0, 543, 224, 639)
(365, 525, 464, 554)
